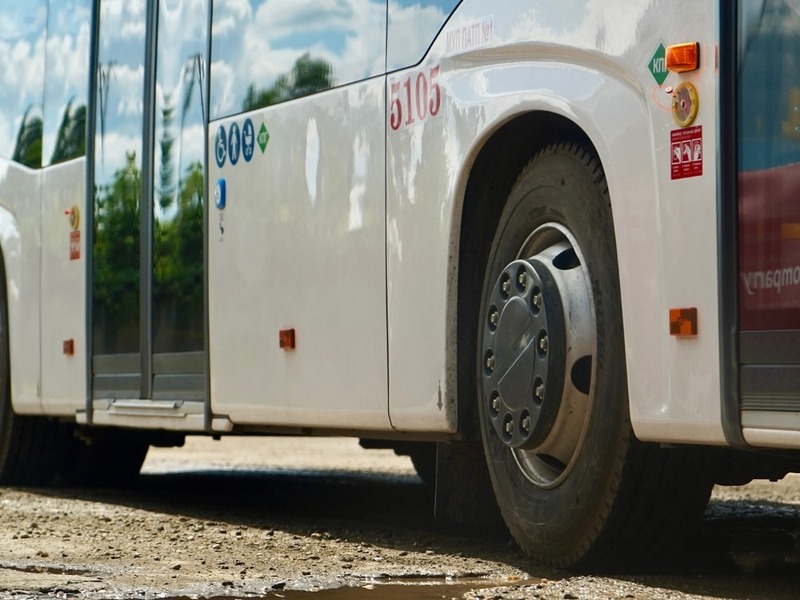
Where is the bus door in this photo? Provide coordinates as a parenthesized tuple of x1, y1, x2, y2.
(90, 0, 209, 413)
(737, 0, 800, 442)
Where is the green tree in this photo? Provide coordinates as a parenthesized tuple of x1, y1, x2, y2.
(242, 53, 334, 112)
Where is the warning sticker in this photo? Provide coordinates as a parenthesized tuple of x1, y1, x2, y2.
(670, 125, 703, 180)
(70, 230, 80, 261)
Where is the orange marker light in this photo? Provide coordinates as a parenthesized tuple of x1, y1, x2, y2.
(669, 308, 698, 337)
(666, 42, 700, 73)
(279, 328, 296, 350)
(63, 339, 75, 356)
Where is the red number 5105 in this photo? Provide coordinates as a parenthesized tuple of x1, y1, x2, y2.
(390, 65, 441, 131)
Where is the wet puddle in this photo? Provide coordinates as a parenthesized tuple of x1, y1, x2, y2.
(164, 578, 534, 600)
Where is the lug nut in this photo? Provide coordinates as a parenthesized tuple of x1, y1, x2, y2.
(532, 293, 542, 309)
(518, 272, 527, 289)
(504, 420, 514, 435)
(521, 415, 531, 433)
(486, 354, 495, 371)
(489, 310, 498, 327)
(539, 334, 548, 355)
(501, 279, 511, 295)
(491, 395, 500, 412)
(535, 382, 545, 400)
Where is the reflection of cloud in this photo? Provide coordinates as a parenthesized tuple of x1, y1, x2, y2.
(256, 0, 354, 37)
(348, 133, 368, 231)
(388, 1, 453, 70)
(213, 0, 252, 37)
(509, 0, 650, 55)
(94, 130, 142, 184)
(211, 0, 460, 119)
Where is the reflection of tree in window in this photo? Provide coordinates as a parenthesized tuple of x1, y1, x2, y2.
(153, 94, 204, 348)
(51, 99, 87, 165)
(93, 151, 141, 348)
(242, 53, 334, 112)
(12, 107, 43, 169)
(154, 160, 204, 345)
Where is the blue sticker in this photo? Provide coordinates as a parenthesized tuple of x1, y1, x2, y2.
(228, 122, 241, 166)
(242, 118, 255, 163)
(215, 125, 227, 168)
(214, 178, 226, 210)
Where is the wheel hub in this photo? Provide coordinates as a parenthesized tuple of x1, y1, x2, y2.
(482, 259, 566, 449)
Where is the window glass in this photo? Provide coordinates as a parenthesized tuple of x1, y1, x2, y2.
(43, 0, 92, 166)
(738, 0, 800, 329)
(210, 0, 386, 119)
(0, 2, 47, 168)
(92, 0, 147, 355)
(387, 0, 459, 71)
(152, 0, 208, 354)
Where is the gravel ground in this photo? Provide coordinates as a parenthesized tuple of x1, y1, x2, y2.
(0, 437, 799, 599)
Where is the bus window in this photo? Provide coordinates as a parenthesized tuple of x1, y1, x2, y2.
(0, 2, 47, 169)
(92, 0, 147, 356)
(387, 0, 460, 71)
(210, 0, 386, 120)
(152, 0, 208, 355)
(738, 0, 800, 329)
(43, 0, 91, 166)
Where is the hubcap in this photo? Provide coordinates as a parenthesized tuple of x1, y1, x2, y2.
(482, 259, 566, 449)
(482, 224, 596, 487)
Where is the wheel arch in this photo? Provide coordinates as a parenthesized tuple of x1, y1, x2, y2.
(455, 112, 603, 441)
(0, 201, 34, 416)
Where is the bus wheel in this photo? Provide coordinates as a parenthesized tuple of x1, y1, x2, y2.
(477, 142, 712, 569)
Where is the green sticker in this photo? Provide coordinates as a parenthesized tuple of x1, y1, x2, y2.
(258, 123, 270, 154)
(648, 42, 668, 86)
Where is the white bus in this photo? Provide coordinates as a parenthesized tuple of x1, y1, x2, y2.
(0, 0, 797, 569)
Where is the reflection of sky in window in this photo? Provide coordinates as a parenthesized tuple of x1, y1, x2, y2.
(0, 2, 46, 161)
(95, 0, 146, 183)
(43, 1, 92, 165)
(211, 0, 459, 119)
(387, 0, 459, 71)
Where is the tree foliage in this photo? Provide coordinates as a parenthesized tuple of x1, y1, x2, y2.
(243, 53, 334, 112)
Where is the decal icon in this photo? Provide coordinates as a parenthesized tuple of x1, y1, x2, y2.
(648, 42, 668, 86)
(214, 178, 226, 210)
(258, 122, 270, 154)
(228, 122, 241, 166)
(215, 125, 227, 168)
(242, 118, 255, 162)
(670, 125, 703, 180)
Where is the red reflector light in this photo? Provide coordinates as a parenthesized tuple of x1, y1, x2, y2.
(666, 42, 700, 73)
(63, 339, 75, 355)
(279, 329, 296, 350)
(669, 308, 698, 336)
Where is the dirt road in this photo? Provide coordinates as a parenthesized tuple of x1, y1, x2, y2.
(1, 436, 799, 599)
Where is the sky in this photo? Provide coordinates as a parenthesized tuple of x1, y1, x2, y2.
(0, 0, 459, 168)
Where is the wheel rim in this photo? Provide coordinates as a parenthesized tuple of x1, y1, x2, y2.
(482, 223, 596, 489)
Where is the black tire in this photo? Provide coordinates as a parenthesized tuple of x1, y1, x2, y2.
(477, 142, 713, 570)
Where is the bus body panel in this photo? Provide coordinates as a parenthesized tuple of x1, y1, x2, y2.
(208, 78, 391, 431)
(40, 158, 87, 416)
(0, 160, 41, 415)
(385, 0, 726, 442)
